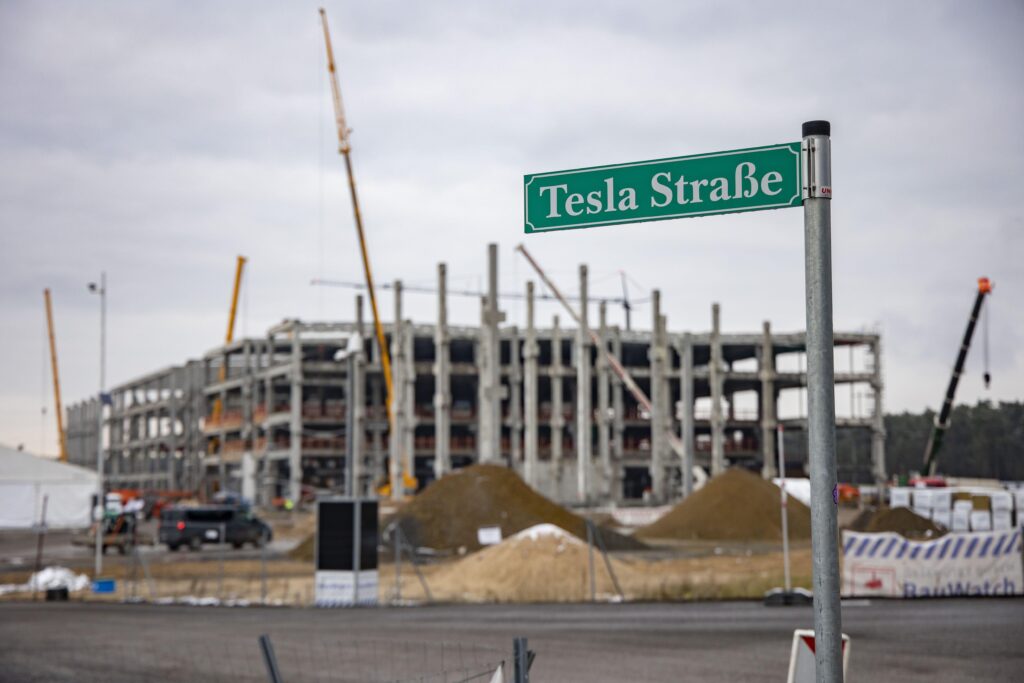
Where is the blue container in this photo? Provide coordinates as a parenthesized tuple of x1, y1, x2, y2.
(92, 578, 116, 594)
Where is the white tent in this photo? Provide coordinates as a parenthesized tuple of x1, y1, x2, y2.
(0, 444, 98, 529)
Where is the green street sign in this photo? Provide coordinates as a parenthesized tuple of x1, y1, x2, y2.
(523, 142, 802, 233)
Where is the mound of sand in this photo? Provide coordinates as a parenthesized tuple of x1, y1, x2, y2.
(864, 507, 945, 538)
(427, 524, 631, 602)
(394, 464, 645, 552)
(635, 468, 812, 542)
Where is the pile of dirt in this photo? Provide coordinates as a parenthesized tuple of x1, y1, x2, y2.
(864, 507, 945, 538)
(394, 464, 646, 552)
(427, 524, 632, 602)
(635, 468, 812, 542)
(288, 534, 315, 562)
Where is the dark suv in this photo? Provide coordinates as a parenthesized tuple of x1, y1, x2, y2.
(159, 506, 272, 551)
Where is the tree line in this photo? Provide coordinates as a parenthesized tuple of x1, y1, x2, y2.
(831, 401, 1024, 482)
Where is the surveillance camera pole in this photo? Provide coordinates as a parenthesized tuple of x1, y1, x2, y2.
(92, 272, 107, 578)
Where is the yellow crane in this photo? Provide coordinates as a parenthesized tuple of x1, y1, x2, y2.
(210, 255, 246, 427)
(319, 9, 414, 495)
(43, 289, 68, 462)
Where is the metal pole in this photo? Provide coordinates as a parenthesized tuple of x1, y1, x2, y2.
(514, 637, 530, 683)
(801, 119, 842, 682)
(258, 634, 284, 683)
(94, 272, 106, 578)
(346, 352, 356, 497)
(353, 498, 361, 605)
(777, 424, 791, 593)
(393, 523, 401, 604)
(576, 264, 591, 502)
(32, 495, 48, 602)
(586, 519, 596, 601)
(261, 527, 268, 605)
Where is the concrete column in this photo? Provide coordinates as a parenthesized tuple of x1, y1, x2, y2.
(523, 282, 539, 487)
(509, 325, 522, 467)
(288, 331, 302, 502)
(710, 302, 725, 477)
(610, 325, 624, 501)
(760, 321, 778, 480)
(479, 243, 503, 463)
(678, 332, 695, 498)
(241, 341, 254, 495)
(576, 264, 592, 503)
(433, 264, 451, 480)
(389, 281, 404, 499)
(370, 377, 384, 483)
(402, 320, 416, 485)
(596, 302, 611, 498)
(262, 336, 274, 503)
(551, 316, 564, 482)
(649, 290, 666, 501)
(169, 370, 181, 490)
(871, 338, 887, 486)
(477, 298, 490, 463)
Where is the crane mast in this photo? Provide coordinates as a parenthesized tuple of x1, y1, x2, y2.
(923, 277, 992, 476)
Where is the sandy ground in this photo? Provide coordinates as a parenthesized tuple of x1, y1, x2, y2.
(1, 539, 812, 606)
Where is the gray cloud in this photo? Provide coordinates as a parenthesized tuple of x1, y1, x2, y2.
(1, 0, 1022, 455)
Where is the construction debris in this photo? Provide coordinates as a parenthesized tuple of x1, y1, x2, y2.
(635, 468, 812, 542)
(863, 506, 946, 539)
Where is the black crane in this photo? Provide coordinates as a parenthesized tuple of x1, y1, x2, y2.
(922, 277, 993, 476)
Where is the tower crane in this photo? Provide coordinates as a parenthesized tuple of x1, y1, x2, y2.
(923, 277, 993, 476)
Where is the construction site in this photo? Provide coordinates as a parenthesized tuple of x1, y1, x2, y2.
(3, 4, 1022, 682)
(63, 249, 887, 507)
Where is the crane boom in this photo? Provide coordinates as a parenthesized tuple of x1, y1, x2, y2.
(318, 9, 393, 429)
(211, 256, 247, 427)
(43, 289, 68, 462)
(515, 244, 688, 462)
(226, 255, 246, 344)
(923, 277, 993, 476)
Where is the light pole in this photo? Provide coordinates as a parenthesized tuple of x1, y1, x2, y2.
(88, 273, 106, 577)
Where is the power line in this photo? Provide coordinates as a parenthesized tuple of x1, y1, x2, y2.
(310, 277, 651, 307)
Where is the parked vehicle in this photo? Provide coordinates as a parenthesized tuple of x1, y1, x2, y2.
(158, 506, 272, 551)
(71, 513, 154, 555)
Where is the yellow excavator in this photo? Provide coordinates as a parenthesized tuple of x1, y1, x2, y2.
(319, 8, 416, 496)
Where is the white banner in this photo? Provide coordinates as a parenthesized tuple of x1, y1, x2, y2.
(842, 529, 1023, 598)
(314, 570, 379, 607)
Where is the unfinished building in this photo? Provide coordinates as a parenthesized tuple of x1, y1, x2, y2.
(65, 248, 886, 506)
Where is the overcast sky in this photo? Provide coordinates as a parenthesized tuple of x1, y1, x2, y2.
(2, 1, 1022, 457)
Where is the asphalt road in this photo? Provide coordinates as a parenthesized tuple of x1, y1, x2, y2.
(0, 598, 1020, 682)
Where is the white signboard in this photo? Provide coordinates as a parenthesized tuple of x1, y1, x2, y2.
(787, 629, 850, 683)
(477, 526, 503, 546)
(842, 529, 1023, 598)
(315, 570, 379, 607)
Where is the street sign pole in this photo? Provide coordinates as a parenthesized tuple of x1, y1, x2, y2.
(801, 120, 842, 682)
